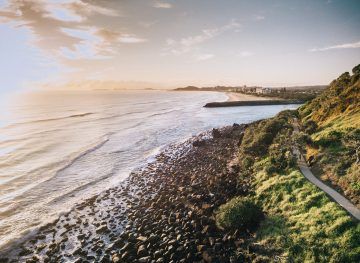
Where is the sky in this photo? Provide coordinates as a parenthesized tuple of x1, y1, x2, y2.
(0, 0, 360, 92)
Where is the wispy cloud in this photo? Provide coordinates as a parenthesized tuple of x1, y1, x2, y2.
(253, 15, 265, 21)
(309, 41, 360, 52)
(164, 20, 241, 55)
(95, 28, 147, 45)
(153, 1, 172, 9)
(0, 0, 144, 61)
(195, 54, 214, 61)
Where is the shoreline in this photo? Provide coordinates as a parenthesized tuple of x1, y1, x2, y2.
(2, 125, 264, 262)
(224, 92, 275, 102)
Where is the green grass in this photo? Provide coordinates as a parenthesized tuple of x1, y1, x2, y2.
(311, 111, 360, 141)
(228, 103, 360, 262)
(253, 161, 360, 263)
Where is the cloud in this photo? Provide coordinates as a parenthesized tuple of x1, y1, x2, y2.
(95, 29, 147, 44)
(195, 54, 214, 61)
(139, 20, 157, 28)
(118, 34, 147, 44)
(153, 1, 172, 9)
(165, 20, 241, 55)
(309, 41, 360, 52)
(0, 0, 144, 61)
(65, 0, 120, 18)
(253, 15, 265, 21)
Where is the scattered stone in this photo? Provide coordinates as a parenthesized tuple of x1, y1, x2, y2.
(4, 125, 260, 262)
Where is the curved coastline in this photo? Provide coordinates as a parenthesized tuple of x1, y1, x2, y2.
(1, 125, 251, 262)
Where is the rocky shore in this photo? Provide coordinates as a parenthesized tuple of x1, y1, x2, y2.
(1, 124, 269, 263)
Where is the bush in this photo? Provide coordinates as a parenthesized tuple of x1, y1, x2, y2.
(295, 132, 313, 146)
(304, 120, 318, 134)
(215, 197, 263, 231)
(268, 144, 296, 173)
(334, 160, 352, 176)
(316, 130, 343, 147)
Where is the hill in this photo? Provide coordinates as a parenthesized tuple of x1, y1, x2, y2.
(216, 65, 360, 262)
(298, 64, 360, 206)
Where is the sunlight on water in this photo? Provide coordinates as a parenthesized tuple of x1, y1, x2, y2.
(0, 89, 299, 248)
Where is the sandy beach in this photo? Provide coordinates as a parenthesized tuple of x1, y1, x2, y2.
(225, 92, 274, 102)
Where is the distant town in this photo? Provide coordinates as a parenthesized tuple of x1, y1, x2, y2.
(175, 85, 327, 101)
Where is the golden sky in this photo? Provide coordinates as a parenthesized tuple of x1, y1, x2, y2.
(1, 0, 360, 91)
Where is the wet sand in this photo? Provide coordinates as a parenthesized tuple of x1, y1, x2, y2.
(0, 124, 273, 263)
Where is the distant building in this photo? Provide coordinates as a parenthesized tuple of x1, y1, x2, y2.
(262, 88, 272, 94)
(254, 87, 272, 94)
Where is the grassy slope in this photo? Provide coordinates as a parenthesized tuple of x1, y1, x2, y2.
(216, 66, 360, 262)
(298, 65, 360, 206)
(222, 107, 360, 262)
(254, 166, 359, 262)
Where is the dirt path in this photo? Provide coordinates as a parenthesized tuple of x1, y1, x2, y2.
(292, 118, 360, 220)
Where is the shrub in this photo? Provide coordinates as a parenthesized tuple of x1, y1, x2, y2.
(352, 64, 360, 74)
(316, 130, 343, 148)
(295, 132, 313, 146)
(304, 120, 318, 134)
(334, 160, 352, 176)
(216, 197, 263, 231)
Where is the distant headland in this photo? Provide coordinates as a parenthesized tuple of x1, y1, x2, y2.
(175, 85, 327, 107)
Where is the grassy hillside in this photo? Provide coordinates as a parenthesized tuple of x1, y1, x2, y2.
(298, 64, 360, 206)
(215, 74, 360, 262)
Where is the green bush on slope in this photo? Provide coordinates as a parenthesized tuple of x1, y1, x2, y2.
(215, 197, 263, 231)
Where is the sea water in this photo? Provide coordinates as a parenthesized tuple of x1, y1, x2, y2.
(0, 89, 298, 249)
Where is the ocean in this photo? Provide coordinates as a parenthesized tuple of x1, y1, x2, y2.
(0, 89, 298, 249)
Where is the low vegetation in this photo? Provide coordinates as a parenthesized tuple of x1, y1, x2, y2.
(217, 78, 359, 262)
(254, 89, 322, 101)
(299, 64, 360, 206)
(215, 197, 263, 231)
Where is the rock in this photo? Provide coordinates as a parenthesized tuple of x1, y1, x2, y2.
(19, 248, 32, 257)
(138, 256, 151, 263)
(202, 251, 212, 263)
(95, 225, 108, 234)
(197, 245, 206, 252)
(148, 234, 160, 244)
(193, 140, 206, 147)
(121, 251, 130, 260)
(137, 236, 147, 242)
(111, 254, 120, 263)
(214, 243, 222, 251)
(233, 123, 240, 128)
(212, 128, 221, 138)
(77, 234, 85, 240)
(137, 245, 148, 257)
(25, 255, 40, 263)
(154, 250, 163, 259)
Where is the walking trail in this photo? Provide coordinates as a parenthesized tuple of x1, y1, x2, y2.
(292, 118, 360, 220)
